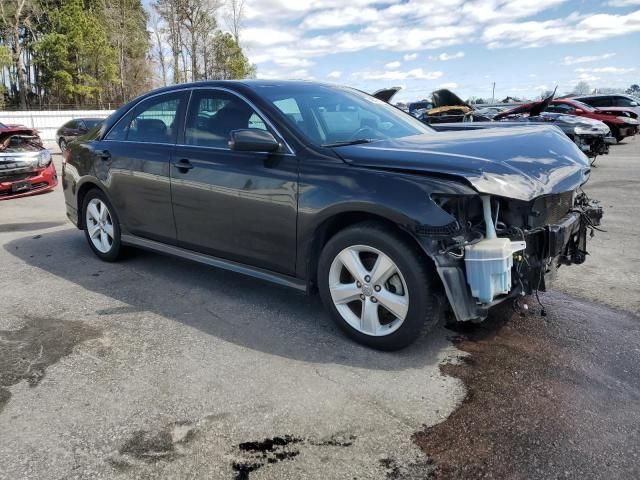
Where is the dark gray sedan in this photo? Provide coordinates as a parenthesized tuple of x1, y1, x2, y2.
(61, 80, 602, 350)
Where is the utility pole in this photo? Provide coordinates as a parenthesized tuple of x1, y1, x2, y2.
(492, 82, 496, 104)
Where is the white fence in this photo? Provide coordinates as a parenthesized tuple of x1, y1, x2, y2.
(0, 110, 114, 143)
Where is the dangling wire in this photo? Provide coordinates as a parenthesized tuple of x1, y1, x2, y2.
(535, 268, 547, 317)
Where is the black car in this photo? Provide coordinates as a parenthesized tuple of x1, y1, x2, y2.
(56, 118, 104, 151)
(62, 81, 602, 350)
(574, 94, 640, 117)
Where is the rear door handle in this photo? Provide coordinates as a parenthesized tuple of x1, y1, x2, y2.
(100, 150, 111, 161)
(173, 159, 194, 171)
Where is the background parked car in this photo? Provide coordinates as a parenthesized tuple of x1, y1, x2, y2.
(545, 99, 639, 142)
(574, 94, 640, 118)
(56, 118, 104, 151)
(0, 121, 56, 200)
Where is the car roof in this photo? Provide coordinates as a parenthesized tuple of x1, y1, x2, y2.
(576, 93, 632, 98)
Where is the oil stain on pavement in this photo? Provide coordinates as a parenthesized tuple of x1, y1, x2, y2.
(414, 291, 640, 479)
(0, 316, 101, 413)
(232, 433, 357, 480)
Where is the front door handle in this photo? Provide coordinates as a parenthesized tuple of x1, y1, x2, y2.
(100, 150, 111, 161)
(173, 159, 194, 171)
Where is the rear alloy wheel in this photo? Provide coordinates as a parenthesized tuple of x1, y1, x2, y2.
(83, 190, 122, 261)
(318, 222, 439, 350)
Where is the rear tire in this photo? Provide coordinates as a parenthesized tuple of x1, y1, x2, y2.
(318, 222, 439, 350)
(82, 189, 123, 262)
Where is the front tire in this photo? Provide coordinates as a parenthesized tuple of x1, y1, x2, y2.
(82, 189, 123, 261)
(318, 222, 439, 350)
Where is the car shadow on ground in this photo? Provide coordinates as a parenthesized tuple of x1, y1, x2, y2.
(6, 228, 457, 371)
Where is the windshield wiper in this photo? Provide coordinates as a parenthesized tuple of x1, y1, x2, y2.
(322, 138, 373, 148)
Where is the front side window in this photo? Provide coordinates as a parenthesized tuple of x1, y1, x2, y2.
(184, 90, 268, 148)
(105, 93, 183, 143)
(258, 84, 433, 147)
(615, 96, 636, 107)
(546, 103, 573, 114)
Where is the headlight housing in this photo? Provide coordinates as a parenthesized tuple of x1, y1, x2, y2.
(617, 116, 639, 125)
(574, 126, 601, 136)
(37, 149, 52, 167)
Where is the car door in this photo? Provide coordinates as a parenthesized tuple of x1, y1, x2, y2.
(171, 88, 298, 275)
(95, 90, 188, 244)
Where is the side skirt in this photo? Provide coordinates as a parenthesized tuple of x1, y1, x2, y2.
(121, 234, 308, 292)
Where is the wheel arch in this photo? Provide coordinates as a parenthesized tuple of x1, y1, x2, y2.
(75, 179, 111, 229)
(303, 209, 436, 292)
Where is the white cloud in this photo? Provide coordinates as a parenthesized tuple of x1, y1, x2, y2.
(301, 7, 381, 29)
(243, 28, 297, 47)
(483, 10, 640, 48)
(575, 66, 636, 74)
(574, 73, 600, 83)
(562, 53, 616, 65)
(607, 0, 640, 6)
(385, 61, 402, 69)
(435, 51, 465, 60)
(439, 82, 459, 89)
(352, 68, 443, 81)
(272, 57, 315, 67)
(327, 71, 342, 79)
(256, 68, 315, 80)
(403, 53, 418, 61)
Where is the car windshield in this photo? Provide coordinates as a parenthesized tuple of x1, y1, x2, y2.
(257, 84, 434, 147)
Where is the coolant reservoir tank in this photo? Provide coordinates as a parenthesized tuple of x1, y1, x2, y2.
(465, 238, 526, 304)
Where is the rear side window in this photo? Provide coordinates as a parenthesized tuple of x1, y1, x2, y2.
(105, 92, 184, 143)
(586, 97, 611, 107)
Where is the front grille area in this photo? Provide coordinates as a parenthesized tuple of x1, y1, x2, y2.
(0, 171, 37, 183)
(529, 192, 573, 228)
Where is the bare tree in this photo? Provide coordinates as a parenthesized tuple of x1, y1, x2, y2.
(149, 10, 168, 87)
(0, 0, 36, 109)
(153, 0, 183, 84)
(573, 81, 591, 95)
(224, 0, 245, 44)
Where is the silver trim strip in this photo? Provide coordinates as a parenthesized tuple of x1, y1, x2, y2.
(121, 234, 306, 291)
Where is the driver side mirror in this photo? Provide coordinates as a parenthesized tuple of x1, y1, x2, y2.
(229, 129, 282, 153)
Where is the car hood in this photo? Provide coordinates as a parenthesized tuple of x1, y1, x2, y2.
(332, 126, 591, 201)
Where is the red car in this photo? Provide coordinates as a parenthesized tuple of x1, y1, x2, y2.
(545, 99, 639, 142)
(0, 122, 58, 200)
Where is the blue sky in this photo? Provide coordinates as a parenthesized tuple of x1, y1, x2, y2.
(234, 0, 640, 102)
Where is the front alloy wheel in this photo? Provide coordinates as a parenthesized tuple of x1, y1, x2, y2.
(329, 245, 409, 336)
(318, 222, 439, 350)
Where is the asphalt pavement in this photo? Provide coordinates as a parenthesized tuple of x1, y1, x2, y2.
(0, 140, 639, 479)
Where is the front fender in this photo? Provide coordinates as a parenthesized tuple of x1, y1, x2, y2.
(296, 161, 477, 279)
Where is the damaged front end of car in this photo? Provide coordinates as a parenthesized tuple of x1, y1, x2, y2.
(0, 129, 57, 200)
(419, 190, 603, 322)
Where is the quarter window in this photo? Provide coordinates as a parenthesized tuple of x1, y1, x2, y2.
(185, 90, 268, 148)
